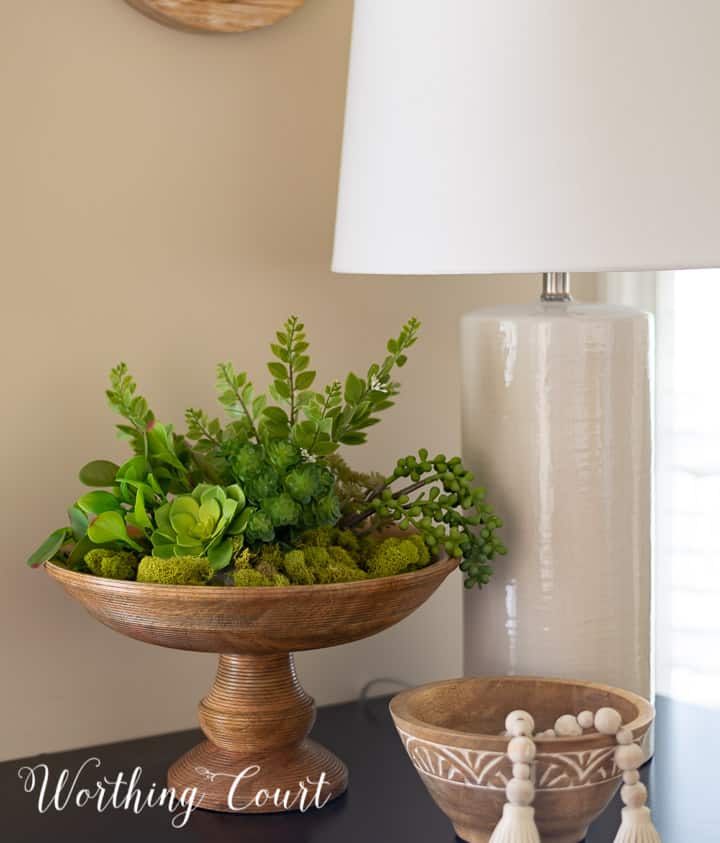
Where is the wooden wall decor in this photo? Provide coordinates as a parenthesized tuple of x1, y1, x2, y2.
(125, 0, 306, 34)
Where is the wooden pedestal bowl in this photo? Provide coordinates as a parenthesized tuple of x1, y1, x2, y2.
(390, 676, 654, 843)
(46, 556, 456, 813)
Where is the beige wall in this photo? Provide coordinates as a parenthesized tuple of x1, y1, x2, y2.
(0, 0, 596, 761)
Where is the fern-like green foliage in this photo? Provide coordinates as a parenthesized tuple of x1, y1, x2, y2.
(207, 315, 419, 459)
(215, 362, 267, 440)
(267, 316, 315, 425)
(106, 362, 154, 453)
(105, 364, 191, 494)
(332, 316, 420, 447)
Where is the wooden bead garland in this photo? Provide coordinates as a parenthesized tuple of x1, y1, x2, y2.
(578, 710, 595, 729)
(489, 704, 663, 842)
(595, 706, 624, 735)
(554, 714, 583, 736)
(611, 717, 662, 843)
(488, 710, 541, 843)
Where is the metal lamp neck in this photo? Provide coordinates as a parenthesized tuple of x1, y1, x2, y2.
(542, 272, 572, 302)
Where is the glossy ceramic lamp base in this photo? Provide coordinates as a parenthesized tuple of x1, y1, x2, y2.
(461, 301, 652, 700)
(168, 654, 347, 813)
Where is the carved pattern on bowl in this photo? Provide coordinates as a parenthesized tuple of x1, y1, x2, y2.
(397, 730, 632, 790)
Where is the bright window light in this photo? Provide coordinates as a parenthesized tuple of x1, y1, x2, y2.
(656, 270, 720, 707)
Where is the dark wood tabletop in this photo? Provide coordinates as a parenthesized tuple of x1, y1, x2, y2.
(0, 695, 712, 842)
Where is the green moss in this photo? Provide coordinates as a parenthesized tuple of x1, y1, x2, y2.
(315, 545, 368, 584)
(84, 549, 138, 581)
(314, 560, 369, 584)
(300, 527, 362, 561)
(234, 568, 275, 587)
(255, 544, 284, 569)
(299, 527, 334, 547)
(333, 529, 362, 560)
(406, 534, 431, 569)
(356, 535, 377, 570)
(233, 548, 253, 570)
(304, 546, 330, 571)
(137, 556, 211, 585)
(281, 549, 315, 585)
(366, 536, 429, 578)
(327, 546, 356, 568)
(132, 530, 431, 589)
(256, 558, 288, 583)
(284, 540, 368, 584)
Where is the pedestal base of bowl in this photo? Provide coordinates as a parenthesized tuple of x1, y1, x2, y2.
(44, 555, 458, 814)
(169, 737, 347, 813)
(167, 652, 348, 813)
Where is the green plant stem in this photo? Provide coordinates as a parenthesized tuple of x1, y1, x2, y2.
(342, 472, 442, 528)
(307, 389, 333, 453)
(194, 418, 222, 448)
(231, 386, 260, 442)
(287, 319, 298, 425)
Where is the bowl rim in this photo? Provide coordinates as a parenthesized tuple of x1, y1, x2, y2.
(45, 554, 458, 598)
(389, 675, 655, 750)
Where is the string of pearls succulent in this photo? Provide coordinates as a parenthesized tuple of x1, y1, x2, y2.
(496, 706, 661, 843)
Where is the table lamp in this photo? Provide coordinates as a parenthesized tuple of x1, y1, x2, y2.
(333, 0, 720, 698)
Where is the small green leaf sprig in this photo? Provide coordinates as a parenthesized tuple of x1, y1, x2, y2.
(342, 449, 507, 588)
(334, 317, 420, 447)
(201, 315, 419, 459)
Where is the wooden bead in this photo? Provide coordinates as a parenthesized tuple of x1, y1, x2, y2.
(512, 762, 531, 780)
(506, 777, 535, 806)
(541, 729, 557, 738)
(554, 714, 583, 736)
(616, 727, 634, 745)
(505, 710, 535, 737)
(615, 743, 644, 771)
(508, 736, 536, 764)
(621, 781, 648, 808)
(623, 770, 640, 785)
(595, 707, 622, 735)
(577, 710, 594, 729)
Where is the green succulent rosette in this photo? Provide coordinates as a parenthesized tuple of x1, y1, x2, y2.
(150, 484, 249, 571)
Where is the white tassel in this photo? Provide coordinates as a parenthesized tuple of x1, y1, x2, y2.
(489, 804, 541, 843)
(489, 716, 541, 843)
(613, 806, 662, 843)
(611, 714, 663, 843)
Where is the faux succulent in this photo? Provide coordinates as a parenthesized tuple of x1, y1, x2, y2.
(27, 316, 506, 588)
(151, 484, 249, 570)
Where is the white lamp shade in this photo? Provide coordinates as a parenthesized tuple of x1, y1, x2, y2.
(333, 0, 720, 275)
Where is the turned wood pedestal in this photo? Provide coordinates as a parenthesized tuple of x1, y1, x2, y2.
(45, 553, 456, 814)
(168, 654, 348, 813)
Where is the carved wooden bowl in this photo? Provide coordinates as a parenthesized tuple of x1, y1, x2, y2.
(46, 556, 456, 813)
(390, 676, 654, 843)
